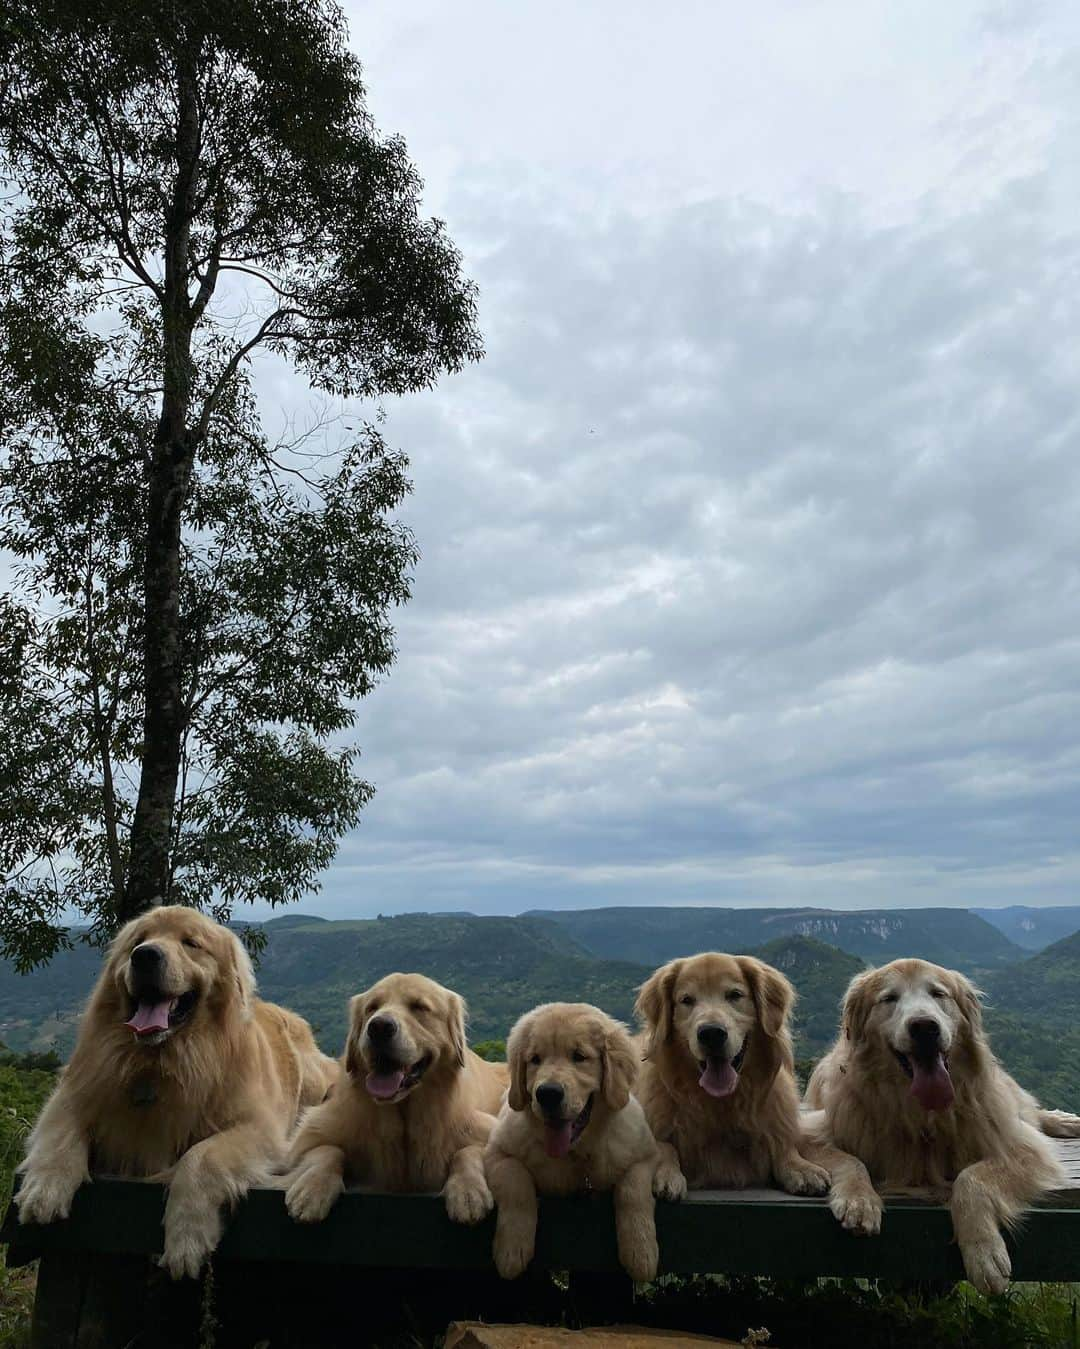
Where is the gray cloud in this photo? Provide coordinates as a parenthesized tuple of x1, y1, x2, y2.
(241, 4, 1080, 916)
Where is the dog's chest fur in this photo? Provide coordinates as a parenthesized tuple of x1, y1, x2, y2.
(88, 1077, 214, 1175)
(829, 1077, 981, 1189)
(344, 1081, 473, 1192)
(674, 1112, 773, 1188)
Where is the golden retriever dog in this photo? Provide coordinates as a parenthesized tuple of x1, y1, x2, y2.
(284, 973, 507, 1225)
(16, 905, 336, 1278)
(484, 1003, 660, 1283)
(635, 954, 830, 1200)
(804, 958, 1080, 1293)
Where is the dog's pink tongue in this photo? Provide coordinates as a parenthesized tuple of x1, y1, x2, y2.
(544, 1121, 574, 1159)
(125, 1000, 175, 1037)
(910, 1054, 955, 1111)
(699, 1058, 739, 1098)
(365, 1069, 406, 1100)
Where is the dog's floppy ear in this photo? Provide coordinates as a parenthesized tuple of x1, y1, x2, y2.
(228, 929, 257, 1018)
(635, 960, 681, 1059)
(344, 993, 366, 1078)
(105, 916, 141, 1003)
(600, 1018, 638, 1111)
(447, 991, 467, 1069)
(506, 1010, 534, 1111)
(841, 969, 878, 1044)
(737, 956, 793, 1038)
(947, 969, 984, 1037)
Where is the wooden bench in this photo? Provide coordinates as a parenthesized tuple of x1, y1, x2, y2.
(5, 1140, 1080, 1347)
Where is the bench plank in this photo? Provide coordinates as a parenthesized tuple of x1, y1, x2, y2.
(5, 1148, 1080, 1282)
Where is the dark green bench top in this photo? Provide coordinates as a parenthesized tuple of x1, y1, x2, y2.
(4, 1140, 1080, 1282)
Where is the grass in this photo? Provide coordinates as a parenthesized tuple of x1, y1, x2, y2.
(0, 1057, 56, 1349)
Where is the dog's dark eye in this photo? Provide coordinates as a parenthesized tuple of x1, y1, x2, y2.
(182, 938, 201, 950)
(879, 993, 899, 1004)
(726, 990, 744, 1002)
(409, 1001, 429, 1014)
(571, 1050, 588, 1064)
(930, 988, 948, 1000)
(529, 1054, 541, 1066)
(679, 995, 696, 1007)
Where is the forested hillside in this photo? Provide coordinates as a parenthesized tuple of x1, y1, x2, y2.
(984, 930, 1080, 1026)
(0, 917, 862, 1061)
(527, 905, 1023, 972)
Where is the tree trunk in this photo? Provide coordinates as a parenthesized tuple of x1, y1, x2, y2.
(122, 449, 191, 918)
(120, 52, 200, 922)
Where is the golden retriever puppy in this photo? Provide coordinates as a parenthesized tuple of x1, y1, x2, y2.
(804, 958, 1074, 1294)
(16, 905, 335, 1278)
(484, 1003, 659, 1283)
(284, 973, 507, 1225)
(635, 954, 829, 1200)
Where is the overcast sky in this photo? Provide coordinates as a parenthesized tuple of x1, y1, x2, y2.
(255, 0, 1080, 918)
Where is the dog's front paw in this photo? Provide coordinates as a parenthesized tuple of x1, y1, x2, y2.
(285, 1166, 342, 1224)
(830, 1187, 883, 1236)
(653, 1161, 687, 1202)
(160, 1191, 223, 1281)
(15, 1169, 82, 1226)
(1042, 1110, 1080, 1139)
(493, 1221, 535, 1280)
(444, 1173, 494, 1225)
(962, 1231, 1011, 1295)
(778, 1160, 831, 1196)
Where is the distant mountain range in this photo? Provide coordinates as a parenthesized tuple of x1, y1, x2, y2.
(525, 905, 1025, 973)
(972, 906, 1080, 951)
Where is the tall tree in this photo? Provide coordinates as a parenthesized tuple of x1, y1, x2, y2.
(0, 0, 482, 966)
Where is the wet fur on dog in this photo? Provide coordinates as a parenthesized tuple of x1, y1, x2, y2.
(635, 953, 829, 1198)
(804, 958, 1080, 1293)
(485, 1002, 660, 1282)
(16, 905, 335, 1278)
(285, 973, 508, 1225)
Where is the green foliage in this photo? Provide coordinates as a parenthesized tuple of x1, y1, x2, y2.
(983, 1011, 1080, 1113)
(0, 1058, 55, 1348)
(640, 1275, 1080, 1349)
(0, 0, 482, 963)
(471, 1040, 507, 1062)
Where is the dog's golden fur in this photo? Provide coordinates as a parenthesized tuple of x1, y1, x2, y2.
(635, 954, 829, 1198)
(285, 973, 507, 1225)
(16, 905, 335, 1278)
(484, 1003, 659, 1282)
(805, 958, 1080, 1293)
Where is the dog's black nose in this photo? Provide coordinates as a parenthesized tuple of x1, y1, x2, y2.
(907, 1018, 941, 1044)
(130, 944, 164, 972)
(697, 1023, 729, 1052)
(367, 1015, 398, 1043)
(534, 1082, 565, 1114)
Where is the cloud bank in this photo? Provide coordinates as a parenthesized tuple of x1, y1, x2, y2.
(251, 1, 1080, 915)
